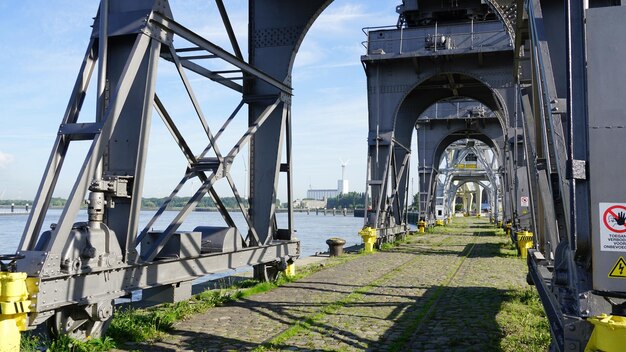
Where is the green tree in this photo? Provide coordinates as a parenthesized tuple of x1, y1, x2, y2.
(326, 192, 368, 209)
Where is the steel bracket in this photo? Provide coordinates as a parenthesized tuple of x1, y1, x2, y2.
(566, 159, 586, 180)
(550, 98, 568, 115)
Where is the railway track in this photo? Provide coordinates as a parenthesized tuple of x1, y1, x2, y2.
(124, 218, 547, 351)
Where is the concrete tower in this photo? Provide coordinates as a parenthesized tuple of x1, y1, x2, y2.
(337, 160, 349, 194)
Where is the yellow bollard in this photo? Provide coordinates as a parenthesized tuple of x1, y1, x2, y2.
(359, 227, 377, 253)
(0, 272, 31, 352)
(505, 222, 512, 237)
(586, 314, 626, 352)
(285, 263, 296, 278)
(435, 219, 444, 226)
(516, 231, 534, 259)
(418, 220, 426, 233)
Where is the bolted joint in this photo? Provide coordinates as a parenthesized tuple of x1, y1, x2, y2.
(87, 301, 113, 322)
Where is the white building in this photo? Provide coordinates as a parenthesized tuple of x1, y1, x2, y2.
(306, 162, 349, 200)
(337, 179, 349, 194)
(307, 189, 338, 200)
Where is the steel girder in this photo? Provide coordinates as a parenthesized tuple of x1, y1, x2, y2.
(438, 141, 503, 220)
(7, 0, 625, 348)
(11, 0, 309, 337)
(517, 0, 626, 350)
(361, 3, 529, 236)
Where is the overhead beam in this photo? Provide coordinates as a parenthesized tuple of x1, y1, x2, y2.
(150, 13, 292, 95)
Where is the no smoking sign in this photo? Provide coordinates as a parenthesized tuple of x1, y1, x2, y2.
(600, 203, 626, 251)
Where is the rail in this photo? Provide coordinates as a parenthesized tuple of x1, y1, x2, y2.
(361, 21, 511, 55)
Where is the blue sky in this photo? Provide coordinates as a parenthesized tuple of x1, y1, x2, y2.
(0, 0, 401, 201)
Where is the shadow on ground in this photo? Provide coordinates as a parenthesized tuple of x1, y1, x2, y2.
(127, 219, 529, 351)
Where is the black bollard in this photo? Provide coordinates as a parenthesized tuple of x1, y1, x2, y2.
(326, 238, 346, 257)
(11, 203, 14, 213)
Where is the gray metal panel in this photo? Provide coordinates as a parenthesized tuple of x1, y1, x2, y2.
(140, 231, 202, 259)
(586, 5, 626, 292)
(366, 21, 511, 58)
(31, 241, 299, 312)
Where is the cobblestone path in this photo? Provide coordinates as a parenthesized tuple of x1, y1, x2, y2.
(130, 218, 529, 351)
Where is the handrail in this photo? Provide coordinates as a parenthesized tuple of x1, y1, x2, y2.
(362, 28, 509, 54)
(362, 25, 398, 35)
(527, 1, 567, 206)
(362, 19, 504, 36)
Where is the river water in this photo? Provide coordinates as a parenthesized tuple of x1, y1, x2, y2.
(0, 209, 365, 258)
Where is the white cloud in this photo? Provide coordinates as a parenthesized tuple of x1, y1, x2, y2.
(0, 151, 14, 168)
(314, 4, 369, 33)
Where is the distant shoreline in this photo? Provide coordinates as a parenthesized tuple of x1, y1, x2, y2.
(0, 207, 358, 214)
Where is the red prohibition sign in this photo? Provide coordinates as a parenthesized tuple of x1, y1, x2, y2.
(603, 205, 626, 233)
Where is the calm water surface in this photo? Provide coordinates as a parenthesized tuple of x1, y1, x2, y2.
(0, 209, 364, 258)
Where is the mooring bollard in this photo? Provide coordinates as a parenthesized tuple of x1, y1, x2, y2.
(359, 227, 377, 253)
(418, 220, 426, 233)
(0, 259, 33, 352)
(516, 231, 534, 259)
(586, 315, 626, 352)
(326, 237, 346, 257)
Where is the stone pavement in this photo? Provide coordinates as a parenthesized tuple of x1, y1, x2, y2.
(126, 218, 529, 351)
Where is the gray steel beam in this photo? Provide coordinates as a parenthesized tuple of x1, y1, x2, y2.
(48, 33, 153, 257)
(18, 41, 97, 251)
(21, 241, 298, 313)
(215, 0, 243, 60)
(150, 13, 292, 95)
(566, 0, 590, 258)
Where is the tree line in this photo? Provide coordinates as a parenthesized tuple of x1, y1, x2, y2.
(2, 193, 376, 210)
(0, 197, 253, 210)
(324, 192, 368, 209)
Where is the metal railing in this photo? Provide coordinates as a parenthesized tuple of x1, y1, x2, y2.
(362, 20, 511, 55)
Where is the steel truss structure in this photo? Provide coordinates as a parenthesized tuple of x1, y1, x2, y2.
(2, 0, 626, 349)
(7, 0, 303, 338)
(437, 139, 503, 221)
(362, 0, 528, 240)
(516, 0, 626, 350)
(362, 0, 626, 350)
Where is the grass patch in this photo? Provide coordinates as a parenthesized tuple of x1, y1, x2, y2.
(21, 333, 116, 352)
(21, 253, 367, 351)
(255, 249, 426, 351)
(379, 234, 413, 251)
(386, 241, 478, 352)
(497, 288, 551, 351)
(106, 251, 366, 346)
(379, 242, 396, 251)
(107, 288, 244, 343)
(425, 218, 506, 238)
(498, 241, 519, 258)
